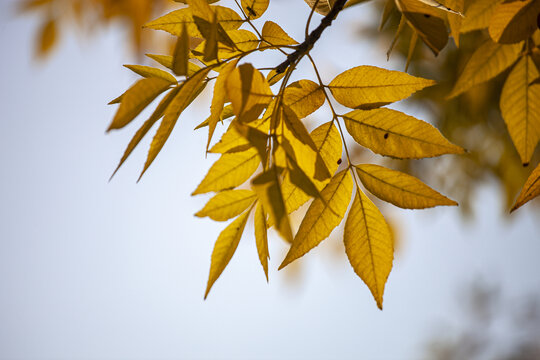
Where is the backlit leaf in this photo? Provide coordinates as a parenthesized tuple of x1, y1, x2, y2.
(356, 164, 458, 209)
(500, 56, 540, 165)
(124, 65, 177, 83)
(252, 166, 294, 243)
(193, 147, 260, 195)
(344, 189, 393, 309)
(108, 77, 172, 131)
(511, 162, 540, 212)
(172, 23, 190, 76)
(488, 0, 540, 44)
(144, 6, 242, 37)
(140, 68, 210, 178)
(146, 54, 202, 76)
(343, 108, 465, 158)
(446, 0, 464, 46)
(304, 0, 336, 15)
(328, 65, 435, 109)
(210, 117, 270, 153)
(461, 0, 503, 33)
(261, 21, 298, 46)
(254, 203, 269, 280)
(196, 189, 257, 221)
(241, 0, 269, 19)
(279, 169, 353, 269)
(448, 40, 523, 98)
(226, 63, 274, 123)
(283, 80, 325, 119)
(204, 210, 250, 298)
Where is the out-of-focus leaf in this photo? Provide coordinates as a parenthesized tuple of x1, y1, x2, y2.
(448, 40, 523, 99)
(488, 0, 540, 44)
(304, 0, 336, 15)
(511, 162, 540, 212)
(342, 108, 465, 158)
(446, 0, 464, 46)
(279, 169, 353, 269)
(356, 164, 458, 208)
(204, 210, 250, 298)
(328, 65, 435, 109)
(196, 189, 257, 221)
(461, 0, 503, 33)
(36, 18, 56, 57)
(500, 55, 540, 165)
(344, 189, 393, 310)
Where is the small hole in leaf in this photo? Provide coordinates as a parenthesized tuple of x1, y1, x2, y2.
(384, 133, 389, 139)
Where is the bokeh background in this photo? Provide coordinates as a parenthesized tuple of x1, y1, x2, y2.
(1, 0, 539, 359)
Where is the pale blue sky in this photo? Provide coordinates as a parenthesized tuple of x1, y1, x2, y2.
(1, 1, 539, 359)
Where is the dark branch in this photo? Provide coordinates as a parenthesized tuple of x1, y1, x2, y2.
(274, 0, 348, 74)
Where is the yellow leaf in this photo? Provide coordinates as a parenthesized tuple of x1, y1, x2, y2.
(328, 65, 435, 109)
(342, 108, 465, 158)
(261, 21, 298, 46)
(446, 0, 464, 46)
(279, 169, 353, 269)
(379, 0, 396, 30)
(278, 122, 343, 217)
(397, 0, 449, 55)
(414, 0, 463, 16)
(207, 60, 239, 151)
(146, 54, 202, 76)
(195, 104, 235, 130)
(193, 30, 260, 59)
(110, 86, 181, 179)
(36, 18, 56, 57)
(448, 40, 523, 99)
(488, 0, 540, 44)
(226, 63, 274, 123)
(172, 23, 190, 76)
(123, 65, 177, 83)
(511, 162, 540, 212)
(252, 167, 294, 243)
(356, 164, 458, 209)
(344, 189, 393, 310)
(267, 69, 287, 86)
(140, 68, 210, 179)
(210, 117, 270, 153)
(283, 80, 325, 119)
(303, 0, 336, 15)
(205, 210, 250, 298)
(196, 189, 256, 221)
(241, 0, 269, 19)
(460, 0, 503, 33)
(108, 77, 172, 131)
(193, 147, 260, 195)
(500, 55, 540, 165)
(144, 6, 242, 37)
(254, 203, 270, 280)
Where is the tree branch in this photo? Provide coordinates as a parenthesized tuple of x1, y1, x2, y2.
(275, 0, 348, 74)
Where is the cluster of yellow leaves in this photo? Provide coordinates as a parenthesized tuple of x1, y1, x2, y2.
(381, 0, 540, 211)
(108, 0, 464, 309)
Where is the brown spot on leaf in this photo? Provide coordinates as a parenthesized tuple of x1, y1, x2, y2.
(384, 133, 389, 139)
(337, 158, 342, 165)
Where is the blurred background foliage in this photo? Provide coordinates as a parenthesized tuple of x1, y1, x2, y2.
(18, 0, 540, 216)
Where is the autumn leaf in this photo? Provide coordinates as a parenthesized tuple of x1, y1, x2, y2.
(511, 162, 540, 212)
(172, 23, 190, 76)
(488, 0, 540, 44)
(241, 0, 269, 19)
(356, 164, 458, 209)
(226, 63, 274, 123)
(196, 189, 257, 221)
(123, 65, 177, 83)
(283, 80, 326, 119)
(108, 77, 172, 131)
(328, 65, 435, 109)
(500, 56, 540, 165)
(344, 189, 393, 310)
(445, 0, 464, 46)
(304, 0, 336, 15)
(192, 147, 261, 195)
(254, 203, 270, 280)
(261, 21, 298, 46)
(205, 210, 250, 298)
(342, 108, 465, 159)
(448, 40, 523, 99)
(279, 169, 353, 269)
(460, 0, 502, 33)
